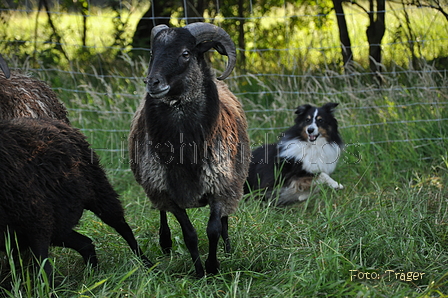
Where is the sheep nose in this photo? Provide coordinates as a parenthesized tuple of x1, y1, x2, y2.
(146, 76, 160, 88)
(145, 75, 170, 98)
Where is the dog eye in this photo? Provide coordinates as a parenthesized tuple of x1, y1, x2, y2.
(317, 118, 324, 123)
(305, 118, 312, 123)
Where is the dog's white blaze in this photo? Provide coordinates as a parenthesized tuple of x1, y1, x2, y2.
(307, 109, 318, 135)
(279, 136, 341, 174)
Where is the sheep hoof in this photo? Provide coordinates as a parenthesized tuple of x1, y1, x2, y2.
(161, 246, 172, 255)
(205, 258, 220, 275)
(159, 236, 172, 255)
(194, 268, 206, 278)
(141, 255, 155, 269)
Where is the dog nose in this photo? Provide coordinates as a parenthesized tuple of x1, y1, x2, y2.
(307, 127, 315, 134)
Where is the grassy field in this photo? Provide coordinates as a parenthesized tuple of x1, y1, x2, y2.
(0, 3, 447, 297)
(0, 56, 447, 297)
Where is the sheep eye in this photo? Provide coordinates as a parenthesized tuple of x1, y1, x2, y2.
(182, 51, 190, 59)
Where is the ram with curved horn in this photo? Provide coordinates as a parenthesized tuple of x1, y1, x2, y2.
(129, 22, 250, 277)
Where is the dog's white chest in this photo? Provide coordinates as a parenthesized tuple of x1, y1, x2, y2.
(279, 137, 341, 174)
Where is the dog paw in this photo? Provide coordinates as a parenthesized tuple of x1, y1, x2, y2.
(331, 182, 344, 190)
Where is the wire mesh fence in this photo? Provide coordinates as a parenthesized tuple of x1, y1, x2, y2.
(0, 1, 447, 171)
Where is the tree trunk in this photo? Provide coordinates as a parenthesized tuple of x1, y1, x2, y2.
(131, 1, 176, 56)
(237, 0, 246, 70)
(79, 0, 89, 47)
(38, 0, 69, 62)
(82, 14, 87, 47)
(185, 0, 205, 23)
(332, 0, 353, 72)
(366, 0, 386, 76)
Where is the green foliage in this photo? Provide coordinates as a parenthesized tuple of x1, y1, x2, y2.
(1, 2, 448, 73)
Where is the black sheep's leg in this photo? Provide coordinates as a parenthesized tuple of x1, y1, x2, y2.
(221, 216, 231, 254)
(28, 240, 52, 278)
(159, 211, 172, 254)
(52, 230, 98, 267)
(99, 215, 153, 267)
(205, 203, 222, 275)
(88, 186, 152, 267)
(171, 207, 204, 277)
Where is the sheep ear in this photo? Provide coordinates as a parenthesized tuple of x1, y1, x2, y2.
(295, 104, 312, 116)
(0, 54, 10, 79)
(150, 24, 169, 47)
(322, 102, 339, 114)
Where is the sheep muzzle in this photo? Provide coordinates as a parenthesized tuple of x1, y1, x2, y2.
(145, 75, 171, 99)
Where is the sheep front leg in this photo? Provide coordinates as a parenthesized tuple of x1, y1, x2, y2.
(171, 208, 204, 277)
(159, 211, 172, 254)
(205, 203, 222, 275)
(29, 240, 52, 278)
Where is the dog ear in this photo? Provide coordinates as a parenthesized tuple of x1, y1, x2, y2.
(322, 102, 339, 114)
(295, 104, 312, 116)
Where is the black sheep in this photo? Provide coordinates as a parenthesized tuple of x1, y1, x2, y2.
(0, 54, 70, 124)
(129, 22, 250, 277)
(0, 118, 151, 277)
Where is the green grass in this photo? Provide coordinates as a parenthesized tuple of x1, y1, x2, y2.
(1, 4, 448, 294)
(2, 186, 447, 297)
(0, 56, 447, 297)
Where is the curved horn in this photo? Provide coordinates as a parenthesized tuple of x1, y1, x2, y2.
(0, 54, 10, 79)
(185, 22, 236, 80)
(150, 24, 169, 47)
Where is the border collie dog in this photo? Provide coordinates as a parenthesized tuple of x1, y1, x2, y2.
(244, 102, 344, 205)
